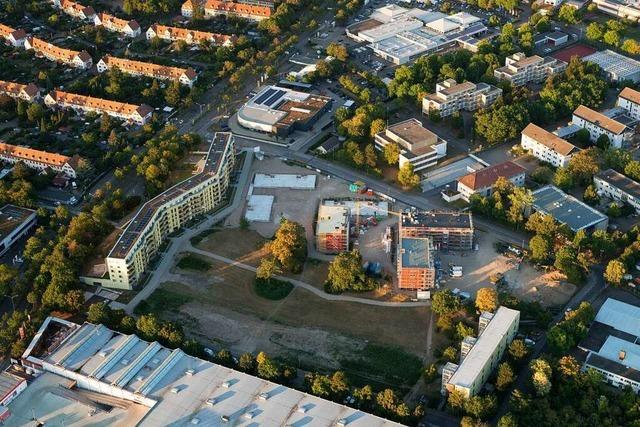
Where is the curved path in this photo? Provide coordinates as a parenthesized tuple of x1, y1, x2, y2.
(185, 243, 429, 308)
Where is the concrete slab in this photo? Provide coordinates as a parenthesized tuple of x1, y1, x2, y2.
(245, 195, 274, 222)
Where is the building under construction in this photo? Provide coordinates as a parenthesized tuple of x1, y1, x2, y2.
(400, 210, 474, 251)
(315, 204, 350, 254)
(398, 236, 436, 290)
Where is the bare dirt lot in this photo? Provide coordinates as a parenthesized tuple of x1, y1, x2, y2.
(439, 230, 576, 306)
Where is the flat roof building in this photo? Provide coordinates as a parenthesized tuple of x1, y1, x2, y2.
(494, 52, 567, 86)
(374, 118, 447, 173)
(423, 79, 502, 118)
(594, 168, 640, 214)
(521, 123, 579, 167)
(316, 204, 350, 254)
(456, 161, 526, 202)
(0, 204, 36, 257)
(572, 104, 637, 149)
(400, 210, 474, 250)
(398, 236, 435, 290)
(591, 0, 640, 22)
(531, 185, 608, 232)
(583, 49, 640, 82)
(443, 306, 520, 397)
(237, 85, 332, 136)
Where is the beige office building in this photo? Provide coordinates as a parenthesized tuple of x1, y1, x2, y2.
(422, 79, 502, 118)
(494, 52, 566, 86)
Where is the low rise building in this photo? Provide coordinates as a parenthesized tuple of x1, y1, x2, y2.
(0, 369, 27, 411)
(0, 24, 27, 47)
(398, 236, 435, 290)
(594, 168, 640, 214)
(494, 52, 567, 86)
(97, 56, 198, 87)
(146, 24, 235, 47)
(400, 210, 474, 250)
(591, 0, 640, 21)
(0, 80, 40, 102)
(618, 86, 640, 120)
(24, 37, 92, 69)
(572, 104, 636, 148)
(456, 161, 526, 202)
(422, 79, 502, 118)
(521, 123, 579, 167)
(534, 30, 569, 47)
(53, 0, 96, 20)
(237, 85, 333, 136)
(0, 205, 37, 257)
(442, 306, 520, 397)
(531, 185, 608, 232)
(579, 298, 640, 393)
(0, 141, 81, 178)
(106, 133, 235, 289)
(315, 204, 350, 254)
(374, 118, 447, 173)
(202, 0, 273, 20)
(45, 90, 153, 125)
(94, 12, 141, 37)
(583, 49, 640, 82)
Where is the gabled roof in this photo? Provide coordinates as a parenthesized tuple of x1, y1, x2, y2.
(0, 80, 39, 98)
(96, 12, 140, 31)
(458, 161, 525, 191)
(48, 90, 153, 118)
(0, 141, 73, 167)
(204, 0, 273, 17)
(60, 0, 95, 17)
(26, 37, 91, 64)
(147, 24, 235, 45)
(573, 105, 627, 135)
(521, 123, 578, 156)
(101, 55, 197, 81)
(0, 23, 26, 40)
(620, 87, 640, 106)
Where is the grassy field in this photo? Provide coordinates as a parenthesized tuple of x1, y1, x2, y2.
(254, 277, 294, 300)
(176, 253, 211, 271)
(195, 228, 268, 267)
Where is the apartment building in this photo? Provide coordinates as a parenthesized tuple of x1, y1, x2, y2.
(374, 118, 447, 173)
(0, 205, 37, 257)
(618, 87, 640, 120)
(106, 133, 235, 289)
(572, 105, 635, 148)
(94, 13, 141, 37)
(200, 0, 273, 21)
(422, 79, 502, 118)
(0, 80, 40, 102)
(53, 0, 96, 20)
(494, 52, 567, 86)
(521, 123, 579, 167)
(24, 37, 92, 69)
(97, 56, 198, 87)
(594, 169, 640, 214)
(442, 306, 520, 397)
(146, 24, 236, 47)
(45, 90, 153, 125)
(398, 236, 435, 290)
(456, 161, 526, 202)
(0, 24, 27, 47)
(591, 0, 640, 22)
(315, 204, 350, 254)
(400, 210, 474, 250)
(0, 141, 82, 178)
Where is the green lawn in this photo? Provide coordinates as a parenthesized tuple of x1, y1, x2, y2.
(254, 278, 294, 300)
(176, 253, 212, 271)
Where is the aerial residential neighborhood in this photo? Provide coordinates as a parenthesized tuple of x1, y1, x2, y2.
(0, 0, 639, 425)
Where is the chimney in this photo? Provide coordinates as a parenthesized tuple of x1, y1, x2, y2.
(619, 350, 626, 361)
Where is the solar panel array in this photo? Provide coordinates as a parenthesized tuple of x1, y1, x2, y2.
(254, 87, 286, 108)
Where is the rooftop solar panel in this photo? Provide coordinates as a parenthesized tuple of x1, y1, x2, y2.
(264, 89, 285, 107)
(254, 88, 276, 104)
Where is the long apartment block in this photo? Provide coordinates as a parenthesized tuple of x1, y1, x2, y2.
(0, 80, 40, 102)
(106, 133, 235, 289)
(24, 37, 92, 69)
(521, 123, 579, 168)
(0, 141, 82, 178)
(572, 104, 636, 149)
(422, 79, 502, 118)
(182, 0, 273, 20)
(52, 0, 96, 20)
(494, 52, 566, 86)
(97, 56, 198, 87)
(400, 210, 474, 250)
(146, 24, 235, 47)
(44, 90, 153, 125)
(0, 23, 27, 47)
(94, 12, 141, 37)
(594, 168, 640, 214)
(618, 87, 640, 120)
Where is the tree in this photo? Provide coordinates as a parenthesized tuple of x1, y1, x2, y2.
(586, 22, 604, 41)
(464, 395, 497, 420)
(216, 349, 233, 365)
(476, 287, 498, 312)
(0, 265, 17, 297)
(165, 81, 182, 106)
(325, 251, 373, 293)
(364, 144, 377, 168)
(370, 118, 386, 138)
(532, 370, 551, 396)
(525, 212, 557, 238)
(26, 103, 44, 123)
(257, 257, 282, 280)
(558, 4, 580, 24)
(496, 362, 515, 391)
(87, 302, 112, 325)
(353, 384, 374, 409)
(604, 259, 626, 286)
(442, 346, 458, 363)
(557, 355, 581, 379)
(448, 389, 467, 411)
(554, 246, 584, 283)
(507, 187, 533, 226)
(621, 38, 640, 56)
(474, 103, 530, 145)
(310, 374, 332, 397)
(603, 30, 620, 47)
(456, 322, 475, 341)
(596, 134, 610, 149)
(568, 148, 600, 185)
(424, 363, 438, 383)
(553, 167, 574, 190)
(498, 413, 518, 427)
(330, 371, 349, 397)
(508, 339, 529, 361)
(431, 289, 461, 316)
(136, 314, 161, 341)
(397, 162, 420, 189)
(529, 235, 551, 264)
(238, 352, 256, 372)
(383, 142, 400, 165)
(583, 185, 600, 206)
(326, 42, 348, 62)
(267, 220, 307, 273)
(257, 352, 280, 380)
(546, 326, 573, 354)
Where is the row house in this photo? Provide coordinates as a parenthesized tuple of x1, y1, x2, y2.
(94, 13, 141, 37)
(520, 123, 579, 167)
(0, 80, 40, 102)
(0, 24, 27, 47)
(97, 56, 198, 87)
(494, 52, 567, 86)
(618, 87, 640, 121)
(44, 90, 153, 125)
(422, 79, 502, 118)
(572, 104, 635, 149)
(0, 141, 81, 178)
(24, 37, 92, 69)
(456, 161, 526, 202)
(146, 24, 235, 47)
(182, 0, 273, 20)
(53, 0, 96, 21)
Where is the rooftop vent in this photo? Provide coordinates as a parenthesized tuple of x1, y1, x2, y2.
(98, 350, 108, 357)
(152, 358, 160, 364)
(120, 359, 129, 366)
(206, 398, 217, 406)
(222, 381, 231, 388)
(136, 375, 144, 382)
(185, 369, 195, 376)
(221, 415, 230, 423)
(258, 392, 269, 401)
(336, 419, 348, 427)
(620, 350, 627, 361)
(297, 405, 307, 414)
(244, 411, 255, 420)
(171, 387, 180, 394)
(190, 418, 200, 425)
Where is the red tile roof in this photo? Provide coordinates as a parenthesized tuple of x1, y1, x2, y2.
(458, 161, 526, 191)
(521, 123, 577, 156)
(205, 0, 272, 17)
(48, 90, 152, 118)
(620, 87, 640, 106)
(0, 141, 72, 167)
(101, 55, 197, 81)
(148, 24, 235, 45)
(0, 80, 39, 98)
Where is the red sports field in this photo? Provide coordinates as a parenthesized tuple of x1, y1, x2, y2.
(552, 44, 597, 63)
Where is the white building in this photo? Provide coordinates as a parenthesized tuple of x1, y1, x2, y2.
(494, 52, 567, 86)
(97, 55, 198, 87)
(0, 205, 37, 257)
(572, 105, 635, 149)
(618, 86, 640, 120)
(374, 118, 447, 173)
(594, 168, 640, 214)
(106, 133, 235, 289)
(456, 161, 526, 202)
(591, 0, 640, 21)
(0, 142, 82, 178)
(583, 49, 640, 82)
(94, 13, 141, 37)
(423, 79, 502, 118)
(0, 80, 40, 102)
(442, 306, 520, 398)
(24, 37, 92, 69)
(53, 0, 96, 20)
(0, 24, 27, 47)
(146, 24, 236, 47)
(521, 123, 579, 167)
